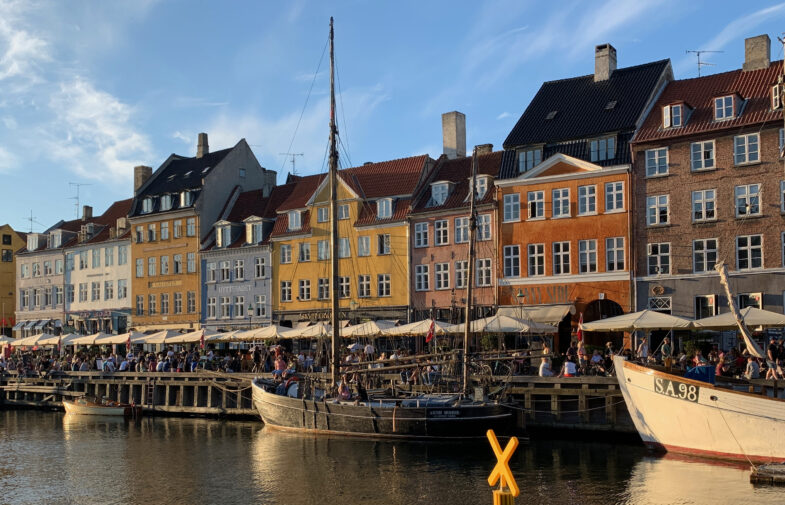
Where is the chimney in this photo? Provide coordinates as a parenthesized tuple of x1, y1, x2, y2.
(594, 43, 617, 82)
(197, 132, 209, 158)
(743, 34, 770, 72)
(442, 111, 466, 159)
(134, 165, 152, 195)
(474, 144, 493, 156)
(82, 205, 92, 222)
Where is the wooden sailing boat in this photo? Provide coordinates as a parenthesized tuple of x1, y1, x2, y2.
(250, 18, 513, 438)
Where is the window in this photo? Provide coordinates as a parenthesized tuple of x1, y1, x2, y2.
(92, 249, 100, 268)
(773, 84, 782, 110)
(173, 254, 183, 274)
(50, 231, 62, 248)
(288, 211, 301, 231)
(255, 257, 266, 278)
(32, 262, 41, 277)
(160, 195, 172, 211)
(91, 281, 100, 301)
(647, 243, 670, 275)
(691, 141, 715, 171)
(317, 240, 329, 260)
(714, 95, 735, 120)
(220, 297, 230, 317)
(317, 207, 329, 223)
(136, 295, 145, 316)
(217, 226, 231, 248)
(455, 218, 469, 243)
(20, 263, 29, 278)
(298, 280, 311, 300)
(43, 261, 52, 275)
(318, 278, 330, 299)
(239, 168, 246, 178)
(737, 235, 763, 270)
(142, 197, 153, 213)
(147, 224, 157, 242)
(160, 293, 169, 314)
(249, 222, 263, 244)
(186, 218, 195, 237)
(339, 277, 350, 298)
(234, 259, 244, 280)
(280, 244, 292, 264)
(692, 189, 716, 222)
(358, 236, 370, 257)
(455, 260, 468, 288)
(118, 279, 127, 299)
(646, 195, 669, 225)
(578, 185, 596, 215)
(476, 258, 492, 286)
(524, 244, 544, 276)
(207, 262, 217, 282)
(477, 214, 491, 241)
(187, 252, 196, 273)
(338, 204, 349, 220)
(43, 288, 51, 307)
(207, 298, 217, 318)
(503, 194, 520, 222)
(693, 238, 718, 273)
(160, 255, 169, 275)
(1, 234, 8, 245)
(434, 220, 448, 246)
(160, 221, 169, 240)
(527, 191, 544, 219)
(475, 177, 489, 200)
(299, 243, 311, 262)
(181, 191, 193, 207)
(606, 237, 625, 272)
(734, 133, 759, 165)
(378, 234, 391, 255)
(695, 295, 717, 319)
(174, 220, 182, 238)
(148, 257, 156, 276)
(604, 182, 624, 212)
(553, 242, 570, 275)
(739, 293, 762, 310)
(135, 258, 144, 278)
(102, 248, 113, 268)
(415, 265, 429, 291)
(234, 296, 245, 317)
(578, 240, 597, 273)
(589, 136, 616, 161)
(518, 148, 542, 173)
(552, 188, 570, 217)
(645, 148, 668, 176)
(219, 261, 230, 281)
(358, 275, 371, 298)
(104, 281, 113, 300)
(339, 238, 350, 258)
(377, 274, 391, 297)
(254, 295, 266, 317)
(662, 104, 683, 128)
(735, 184, 760, 217)
(503, 245, 520, 277)
(280, 281, 292, 302)
(66, 254, 74, 271)
(55, 286, 63, 305)
(414, 223, 429, 247)
(377, 199, 392, 219)
(21, 289, 29, 308)
(435, 263, 450, 289)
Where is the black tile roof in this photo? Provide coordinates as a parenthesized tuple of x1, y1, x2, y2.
(503, 59, 671, 148)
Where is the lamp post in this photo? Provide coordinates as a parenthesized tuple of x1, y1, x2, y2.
(349, 300, 358, 324)
(248, 304, 253, 330)
(516, 289, 529, 349)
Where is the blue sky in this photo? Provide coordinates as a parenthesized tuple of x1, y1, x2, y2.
(1, 0, 784, 231)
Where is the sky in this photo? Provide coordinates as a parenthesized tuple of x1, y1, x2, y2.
(0, 0, 784, 232)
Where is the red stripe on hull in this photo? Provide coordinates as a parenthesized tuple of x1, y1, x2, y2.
(645, 441, 785, 464)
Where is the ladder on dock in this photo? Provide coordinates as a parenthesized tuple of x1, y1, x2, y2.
(145, 383, 155, 406)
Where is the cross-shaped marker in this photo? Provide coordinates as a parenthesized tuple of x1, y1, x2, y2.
(487, 429, 520, 497)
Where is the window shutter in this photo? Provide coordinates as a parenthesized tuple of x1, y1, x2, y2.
(662, 106, 670, 128)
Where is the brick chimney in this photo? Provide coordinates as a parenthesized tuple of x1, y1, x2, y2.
(197, 132, 209, 158)
(442, 111, 466, 160)
(82, 205, 92, 222)
(743, 34, 770, 72)
(475, 144, 493, 156)
(134, 165, 152, 195)
(594, 43, 617, 82)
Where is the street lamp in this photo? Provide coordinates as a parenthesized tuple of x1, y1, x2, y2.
(248, 304, 254, 330)
(516, 289, 529, 349)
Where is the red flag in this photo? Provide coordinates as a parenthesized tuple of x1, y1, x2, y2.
(425, 319, 435, 343)
(576, 313, 584, 342)
(199, 330, 205, 350)
(126, 333, 131, 353)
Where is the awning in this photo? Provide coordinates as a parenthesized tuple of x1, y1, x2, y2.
(12, 321, 25, 331)
(33, 319, 50, 330)
(54, 319, 63, 328)
(497, 304, 575, 325)
(23, 320, 39, 329)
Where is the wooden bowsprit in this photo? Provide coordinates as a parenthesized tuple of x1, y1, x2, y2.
(487, 429, 519, 504)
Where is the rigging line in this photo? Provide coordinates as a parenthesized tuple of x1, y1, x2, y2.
(279, 37, 329, 175)
(334, 55, 353, 168)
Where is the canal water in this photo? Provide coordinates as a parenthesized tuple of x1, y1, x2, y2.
(1, 410, 784, 505)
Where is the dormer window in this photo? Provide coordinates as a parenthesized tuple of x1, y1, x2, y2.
(247, 222, 263, 244)
(160, 194, 173, 211)
(180, 191, 193, 207)
(49, 231, 62, 249)
(430, 183, 449, 206)
(662, 104, 683, 128)
(589, 136, 616, 162)
(216, 226, 232, 248)
(377, 199, 392, 219)
(517, 147, 542, 174)
(27, 234, 39, 251)
(288, 210, 302, 231)
(714, 95, 737, 120)
(142, 197, 153, 214)
(772, 84, 782, 110)
(475, 176, 489, 200)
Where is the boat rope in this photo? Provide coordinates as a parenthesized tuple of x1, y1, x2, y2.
(712, 397, 757, 470)
(501, 399, 627, 414)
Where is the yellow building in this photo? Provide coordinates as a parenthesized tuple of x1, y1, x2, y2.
(271, 155, 433, 324)
(0, 224, 25, 336)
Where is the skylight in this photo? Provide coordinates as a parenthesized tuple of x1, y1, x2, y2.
(546, 111, 558, 120)
(605, 101, 617, 110)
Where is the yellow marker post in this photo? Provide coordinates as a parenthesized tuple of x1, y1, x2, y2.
(487, 429, 519, 504)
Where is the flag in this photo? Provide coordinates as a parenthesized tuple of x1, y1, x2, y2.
(199, 330, 205, 350)
(576, 313, 584, 342)
(126, 333, 131, 353)
(425, 319, 435, 343)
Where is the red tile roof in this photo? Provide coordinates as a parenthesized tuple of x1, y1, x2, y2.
(354, 198, 413, 226)
(83, 198, 133, 244)
(275, 174, 325, 211)
(270, 210, 312, 238)
(633, 61, 783, 144)
(341, 155, 429, 198)
(412, 151, 502, 213)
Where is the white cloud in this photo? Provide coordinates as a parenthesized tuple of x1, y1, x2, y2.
(496, 112, 512, 120)
(0, 0, 51, 88)
(0, 145, 16, 171)
(2, 115, 17, 129)
(172, 131, 192, 145)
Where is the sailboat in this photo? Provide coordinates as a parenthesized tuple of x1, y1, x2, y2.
(250, 18, 513, 439)
(614, 261, 785, 462)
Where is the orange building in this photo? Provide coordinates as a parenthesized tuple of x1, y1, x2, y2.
(495, 154, 633, 349)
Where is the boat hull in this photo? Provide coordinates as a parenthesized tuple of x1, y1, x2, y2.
(614, 356, 785, 463)
(62, 399, 141, 418)
(251, 380, 514, 439)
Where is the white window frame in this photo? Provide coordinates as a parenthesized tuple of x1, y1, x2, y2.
(662, 104, 683, 128)
(377, 234, 391, 255)
(317, 278, 330, 300)
(647, 243, 670, 275)
(415, 265, 429, 291)
(735, 184, 761, 217)
(692, 189, 716, 222)
(695, 295, 717, 319)
(318, 240, 329, 260)
(714, 95, 735, 120)
(503, 245, 520, 278)
(645, 148, 668, 177)
(736, 234, 763, 270)
(255, 257, 266, 278)
(646, 195, 669, 226)
(298, 279, 311, 301)
(414, 222, 429, 248)
(455, 261, 468, 288)
(476, 258, 492, 287)
(693, 238, 718, 274)
(317, 207, 329, 223)
(578, 185, 596, 215)
(605, 237, 625, 272)
(338, 204, 350, 220)
(431, 183, 449, 206)
(552, 188, 570, 218)
(288, 210, 302, 231)
(358, 275, 371, 298)
(358, 236, 370, 257)
(691, 141, 715, 171)
(435, 262, 450, 290)
(280, 244, 292, 264)
(476, 214, 491, 241)
(503, 193, 520, 222)
(734, 133, 759, 165)
(377, 274, 391, 297)
(738, 292, 762, 310)
(772, 84, 782, 110)
(299, 243, 311, 262)
(434, 220, 449, 246)
(527, 191, 544, 219)
(527, 243, 545, 277)
(604, 181, 624, 212)
(552, 241, 570, 275)
(339, 237, 350, 258)
(517, 147, 542, 173)
(589, 136, 616, 161)
(377, 199, 392, 219)
(578, 239, 597, 274)
(455, 217, 469, 243)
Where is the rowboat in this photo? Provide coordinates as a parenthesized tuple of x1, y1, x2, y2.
(62, 398, 142, 418)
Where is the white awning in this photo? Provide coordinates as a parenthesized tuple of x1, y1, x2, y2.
(23, 320, 39, 329)
(12, 321, 26, 331)
(497, 304, 575, 325)
(33, 319, 50, 330)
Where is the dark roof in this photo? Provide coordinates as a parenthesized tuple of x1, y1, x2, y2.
(226, 189, 268, 222)
(633, 60, 783, 144)
(503, 59, 671, 148)
(82, 198, 133, 244)
(412, 151, 503, 213)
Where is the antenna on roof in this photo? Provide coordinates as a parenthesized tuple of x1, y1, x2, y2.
(68, 182, 93, 218)
(25, 210, 44, 233)
(685, 50, 723, 77)
(279, 153, 304, 175)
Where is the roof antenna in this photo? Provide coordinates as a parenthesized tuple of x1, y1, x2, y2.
(279, 152, 304, 175)
(68, 182, 92, 218)
(685, 50, 723, 77)
(25, 210, 44, 233)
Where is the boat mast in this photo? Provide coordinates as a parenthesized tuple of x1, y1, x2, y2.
(329, 17, 341, 387)
(714, 261, 765, 358)
(462, 147, 478, 395)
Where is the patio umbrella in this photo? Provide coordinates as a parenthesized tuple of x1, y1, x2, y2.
(382, 319, 453, 336)
(0, 336, 13, 345)
(341, 320, 397, 338)
(13, 333, 50, 347)
(139, 330, 182, 344)
(37, 334, 80, 347)
(208, 331, 242, 342)
(155, 329, 217, 344)
(94, 332, 148, 345)
(69, 332, 113, 346)
(692, 307, 785, 330)
(448, 314, 557, 334)
(231, 325, 292, 342)
(581, 310, 693, 332)
(281, 321, 332, 339)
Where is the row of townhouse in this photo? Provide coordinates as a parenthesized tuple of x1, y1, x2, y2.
(13, 34, 784, 353)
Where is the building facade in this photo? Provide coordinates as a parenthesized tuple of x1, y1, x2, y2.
(631, 35, 785, 321)
(0, 224, 25, 336)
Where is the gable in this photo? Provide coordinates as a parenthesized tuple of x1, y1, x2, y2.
(538, 161, 595, 177)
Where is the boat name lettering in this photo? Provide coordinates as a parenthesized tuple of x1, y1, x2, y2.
(654, 378, 698, 403)
(429, 410, 459, 418)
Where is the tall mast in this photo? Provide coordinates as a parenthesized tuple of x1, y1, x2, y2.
(715, 261, 765, 359)
(329, 17, 341, 387)
(462, 147, 478, 395)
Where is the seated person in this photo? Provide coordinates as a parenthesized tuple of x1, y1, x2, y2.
(559, 358, 577, 378)
(538, 357, 554, 377)
(744, 356, 760, 380)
